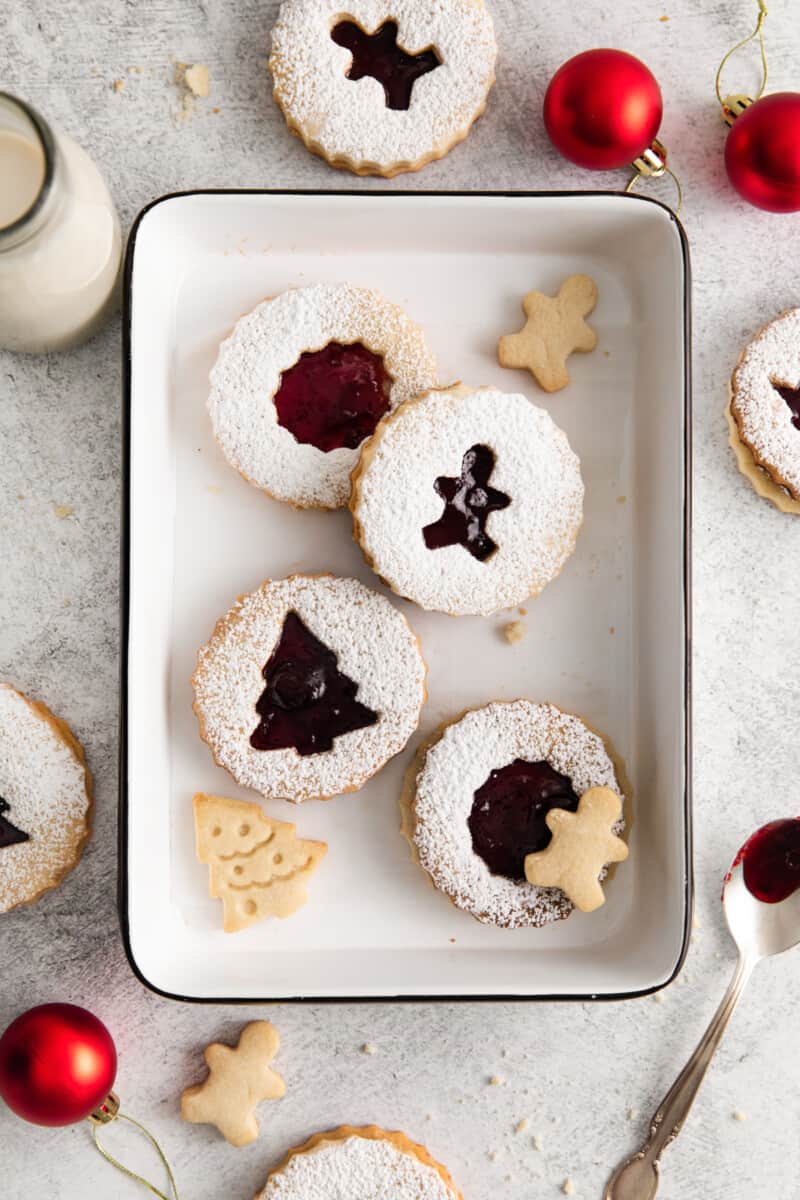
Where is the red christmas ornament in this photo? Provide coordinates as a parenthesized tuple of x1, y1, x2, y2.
(0, 1003, 117, 1127)
(543, 48, 663, 171)
(724, 92, 800, 213)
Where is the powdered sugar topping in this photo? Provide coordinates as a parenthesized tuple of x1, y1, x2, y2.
(193, 575, 426, 802)
(0, 684, 91, 913)
(259, 1132, 456, 1200)
(269, 0, 497, 173)
(731, 308, 800, 498)
(352, 386, 584, 615)
(208, 284, 437, 509)
(411, 701, 623, 928)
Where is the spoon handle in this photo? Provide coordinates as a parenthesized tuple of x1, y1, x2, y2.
(604, 954, 755, 1200)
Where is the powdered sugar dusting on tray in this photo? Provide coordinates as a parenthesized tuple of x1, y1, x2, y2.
(269, 0, 497, 172)
(192, 575, 426, 803)
(731, 307, 800, 499)
(352, 386, 584, 615)
(411, 701, 623, 928)
(0, 684, 91, 913)
(259, 1133, 456, 1200)
(208, 283, 437, 509)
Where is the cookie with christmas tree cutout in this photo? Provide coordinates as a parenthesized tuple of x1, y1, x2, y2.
(192, 575, 426, 803)
(0, 684, 92, 913)
(194, 793, 327, 932)
(269, 0, 497, 178)
(351, 383, 584, 615)
(208, 283, 436, 510)
(729, 307, 800, 512)
(256, 1125, 463, 1200)
(401, 700, 628, 928)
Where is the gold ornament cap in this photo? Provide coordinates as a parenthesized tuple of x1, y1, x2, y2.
(721, 94, 754, 126)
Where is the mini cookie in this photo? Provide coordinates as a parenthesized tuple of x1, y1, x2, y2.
(0, 684, 92, 913)
(208, 284, 437, 509)
(729, 308, 800, 510)
(401, 700, 627, 928)
(192, 574, 426, 803)
(181, 1021, 285, 1147)
(194, 793, 327, 932)
(351, 383, 584, 616)
(524, 786, 629, 913)
(256, 1125, 462, 1200)
(498, 275, 598, 392)
(269, 0, 497, 178)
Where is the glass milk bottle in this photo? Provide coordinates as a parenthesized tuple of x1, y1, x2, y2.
(0, 92, 122, 352)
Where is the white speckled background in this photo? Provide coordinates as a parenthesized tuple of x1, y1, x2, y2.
(2, 1, 799, 1196)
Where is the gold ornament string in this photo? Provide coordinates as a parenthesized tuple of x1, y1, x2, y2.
(715, 0, 769, 107)
(625, 164, 683, 215)
(90, 1110, 180, 1200)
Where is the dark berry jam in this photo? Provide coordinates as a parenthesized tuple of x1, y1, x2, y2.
(423, 444, 511, 562)
(469, 760, 579, 880)
(738, 818, 800, 903)
(250, 611, 378, 756)
(274, 341, 391, 453)
(772, 380, 800, 431)
(331, 19, 441, 111)
(0, 798, 30, 849)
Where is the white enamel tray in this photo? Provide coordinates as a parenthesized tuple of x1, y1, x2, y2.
(121, 191, 691, 1002)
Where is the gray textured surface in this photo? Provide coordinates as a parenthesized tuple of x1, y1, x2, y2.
(2, 1, 799, 1197)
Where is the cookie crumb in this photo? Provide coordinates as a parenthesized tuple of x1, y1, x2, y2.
(487, 1149, 499, 1162)
(488, 1075, 504, 1086)
(449, 937, 456, 943)
(692, 914, 701, 930)
(53, 503, 74, 519)
(184, 63, 210, 98)
(127, 65, 142, 74)
(733, 1109, 748, 1122)
(518, 606, 527, 616)
(112, 78, 125, 92)
(653, 992, 665, 1003)
(627, 1107, 638, 1120)
(562, 1177, 576, 1196)
(502, 620, 528, 644)
(659, 13, 669, 20)
(532, 1134, 543, 1151)
(616, 495, 627, 504)
(63, 598, 72, 607)
(206, 484, 222, 495)
(361, 1043, 377, 1056)
(515, 1118, 529, 1135)
(609, 626, 615, 635)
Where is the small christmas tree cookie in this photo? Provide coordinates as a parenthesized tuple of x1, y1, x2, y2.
(194, 793, 327, 933)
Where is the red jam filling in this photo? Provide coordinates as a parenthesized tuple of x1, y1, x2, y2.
(274, 341, 391, 453)
(0, 798, 30, 849)
(250, 611, 378, 757)
(772, 380, 800, 431)
(331, 19, 441, 111)
(423, 444, 511, 562)
(738, 818, 800, 903)
(469, 760, 579, 881)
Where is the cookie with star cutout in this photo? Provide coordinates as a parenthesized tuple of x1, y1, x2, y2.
(0, 683, 92, 914)
(729, 307, 800, 512)
(350, 384, 584, 616)
(268, 0, 497, 177)
(192, 575, 427, 803)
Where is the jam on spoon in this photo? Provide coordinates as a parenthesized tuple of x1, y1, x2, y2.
(250, 611, 378, 756)
(772, 379, 800, 431)
(331, 19, 441, 111)
(469, 759, 579, 880)
(274, 341, 391, 453)
(423, 444, 511, 562)
(736, 817, 800, 903)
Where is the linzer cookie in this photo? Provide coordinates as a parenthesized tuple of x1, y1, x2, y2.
(192, 574, 426, 803)
(256, 1125, 463, 1200)
(401, 700, 627, 928)
(0, 683, 92, 913)
(208, 284, 436, 509)
(269, 0, 497, 178)
(729, 307, 800, 512)
(351, 384, 584, 616)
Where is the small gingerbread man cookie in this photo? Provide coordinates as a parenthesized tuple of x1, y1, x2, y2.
(498, 275, 598, 392)
(181, 1021, 286, 1147)
(524, 786, 628, 912)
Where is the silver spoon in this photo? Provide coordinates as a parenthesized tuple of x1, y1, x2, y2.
(604, 820, 800, 1200)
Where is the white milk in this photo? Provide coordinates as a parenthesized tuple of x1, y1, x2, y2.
(0, 131, 45, 227)
(0, 103, 122, 353)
